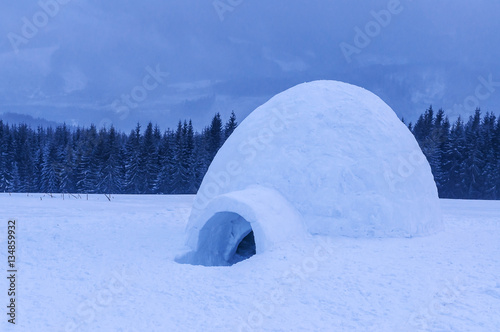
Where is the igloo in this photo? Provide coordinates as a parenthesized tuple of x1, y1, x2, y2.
(177, 80, 442, 266)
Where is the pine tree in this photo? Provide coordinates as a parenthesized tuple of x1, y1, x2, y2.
(124, 123, 145, 193)
(142, 122, 160, 193)
(75, 125, 99, 193)
(55, 124, 75, 193)
(208, 113, 223, 161)
(431, 109, 449, 192)
(494, 118, 500, 199)
(98, 126, 123, 194)
(224, 111, 238, 141)
(411, 106, 443, 189)
(170, 121, 185, 194)
(2, 128, 17, 192)
(32, 127, 46, 193)
(0, 121, 9, 192)
(481, 113, 499, 199)
(14, 124, 36, 192)
(440, 117, 466, 198)
(40, 135, 60, 193)
(184, 120, 197, 193)
(6, 161, 20, 192)
(463, 109, 486, 199)
(155, 129, 174, 194)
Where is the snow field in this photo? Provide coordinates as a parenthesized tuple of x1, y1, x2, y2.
(0, 194, 499, 331)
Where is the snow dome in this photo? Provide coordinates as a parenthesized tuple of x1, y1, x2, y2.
(177, 80, 442, 266)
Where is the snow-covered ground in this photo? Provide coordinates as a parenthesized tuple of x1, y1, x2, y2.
(1, 193, 499, 331)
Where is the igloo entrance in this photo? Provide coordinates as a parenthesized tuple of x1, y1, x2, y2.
(180, 211, 256, 266)
(177, 186, 307, 267)
(229, 230, 256, 265)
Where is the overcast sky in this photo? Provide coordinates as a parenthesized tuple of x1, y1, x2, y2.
(1, 0, 499, 130)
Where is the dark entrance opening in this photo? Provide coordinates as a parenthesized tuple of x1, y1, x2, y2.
(228, 231, 256, 265)
(176, 212, 257, 266)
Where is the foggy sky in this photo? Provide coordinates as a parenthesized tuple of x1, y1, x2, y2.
(1, 0, 499, 130)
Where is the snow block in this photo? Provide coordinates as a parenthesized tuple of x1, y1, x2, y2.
(177, 186, 305, 266)
(178, 80, 442, 266)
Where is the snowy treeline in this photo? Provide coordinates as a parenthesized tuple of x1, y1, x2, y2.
(0, 112, 237, 194)
(409, 107, 500, 200)
(1, 107, 500, 199)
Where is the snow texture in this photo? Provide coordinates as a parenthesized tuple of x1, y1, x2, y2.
(177, 186, 305, 266)
(182, 80, 442, 266)
(0, 194, 498, 332)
